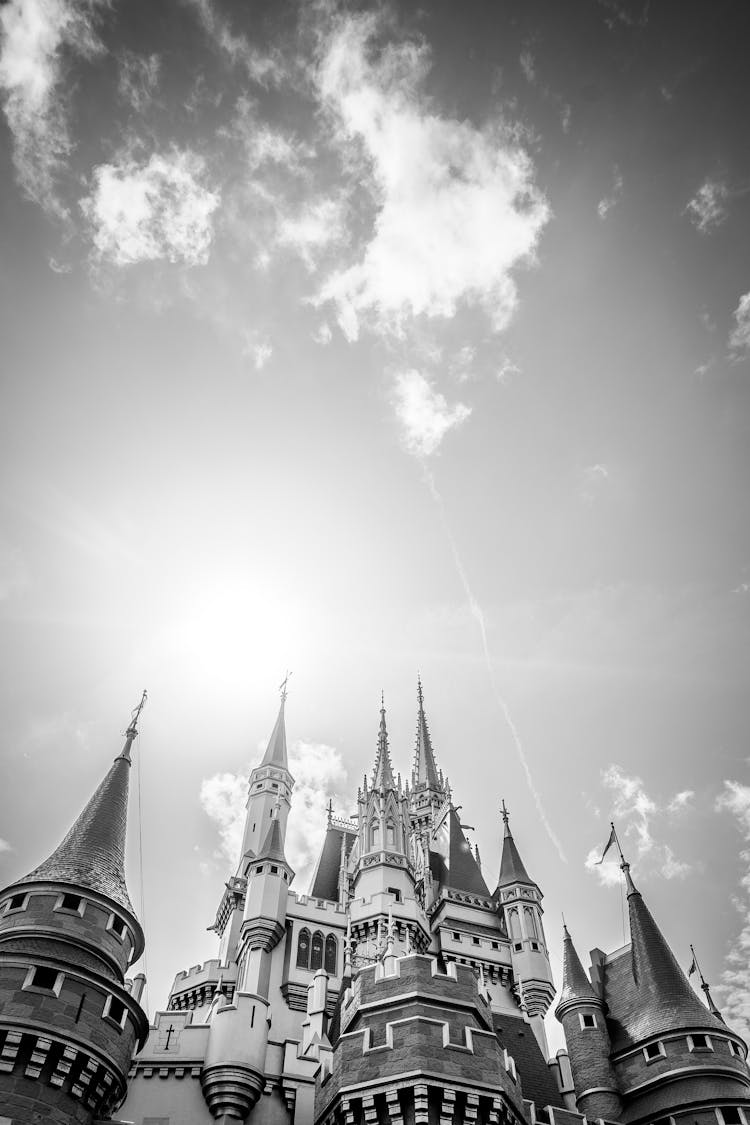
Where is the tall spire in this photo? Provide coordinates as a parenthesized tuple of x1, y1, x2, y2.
(625, 865, 726, 1034)
(13, 693, 147, 916)
(260, 680, 289, 769)
(689, 944, 725, 1022)
(556, 925, 599, 1016)
(497, 800, 534, 888)
(372, 693, 396, 790)
(412, 676, 441, 789)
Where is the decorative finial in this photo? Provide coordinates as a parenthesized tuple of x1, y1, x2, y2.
(327, 798, 333, 827)
(689, 944, 725, 1021)
(279, 671, 292, 703)
(125, 690, 148, 738)
(417, 673, 424, 708)
(501, 799, 510, 836)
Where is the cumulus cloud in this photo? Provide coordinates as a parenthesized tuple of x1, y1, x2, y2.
(314, 11, 549, 341)
(118, 50, 160, 114)
(0, 0, 107, 217)
(685, 178, 729, 234)
(585, 765, 693, 885)
(81, 149, 220, 266)
(391, 370, 471, 458)
(729, 292, 750, 357)
(597, 166, 623, 219)
(200, 739, 351, 893)
(715, 781, 750, 1038)
(276, 196, 347, 271)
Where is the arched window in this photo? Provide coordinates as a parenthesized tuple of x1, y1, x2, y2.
(509, 908, 521, 944)
(311, 931, 324, 971)
(296, 927, 311, 969)
(386, 821, 396, 848)
(325, 934, 337, 975)
(370, 821, 379, 850)
(524, 907, 539, 940)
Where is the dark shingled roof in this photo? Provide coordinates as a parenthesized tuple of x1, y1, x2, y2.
(602, 886, 727, 1051)
(309, 825, 356, 902)
(413, 678, 441, 789)
(497, 828, 534, 889)
(256, 816, 288, 865)
(493, 1011, 564, 1109)
(13, 750, 136, 915)
(555, 926, 599, 1015)
(430, 806, 491, 897)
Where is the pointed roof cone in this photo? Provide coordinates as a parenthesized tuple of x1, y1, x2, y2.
(626, 873, 727, 1035)
(431, 806, 490, 896)
(12, 695, 146, 917)
(497, 801, 535, 888)
(260, 691, 289, 769)
(555, 926, 599, 1018)
(255, 816, 288, 865)
(413, 676, 441, 789)
(372, 694, 396, 790)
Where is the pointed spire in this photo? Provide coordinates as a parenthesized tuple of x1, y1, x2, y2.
(497, 801, 534, 888)
(13, 694, 147, 916)
(260, 685, 289, 769)
(689, 944, 725, 1022)
(413, 676, 441, 789)
(626, 874, 726, 1033)
(556, 925, 599, 1017)
(372, 694, 396, 790)
(256, 806, 288, 866)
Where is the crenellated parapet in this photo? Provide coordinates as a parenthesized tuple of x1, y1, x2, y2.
(167, 958, 238, 1012)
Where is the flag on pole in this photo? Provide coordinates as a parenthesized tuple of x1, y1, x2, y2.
(688, 953, 698, 977)
(596, 824, 618, 865)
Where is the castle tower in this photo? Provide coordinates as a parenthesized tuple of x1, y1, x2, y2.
(350, 697, 431, 958)
(0, 695, 149, 1123)
(494, 803, 555, 1037)
(202, 694, 296, 1123)
(554, 925, 623, 1121)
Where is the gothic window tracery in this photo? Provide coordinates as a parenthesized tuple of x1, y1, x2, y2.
(370, 821, 379, 850)
(324, 933, 337, 974)
(296, 927, 310, 969)
(311, 930, 324, 970)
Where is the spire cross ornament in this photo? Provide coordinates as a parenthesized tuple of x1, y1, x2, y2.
(279, 671, 292, 702)
(501, 799, 510, 829)
(125, 690, 148, 738)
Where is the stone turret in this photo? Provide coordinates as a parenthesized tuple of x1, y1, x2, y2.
(0, 694, 149, 1123)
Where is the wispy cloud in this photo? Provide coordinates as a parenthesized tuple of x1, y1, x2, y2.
(597, 166, 623, 219)
(81, 149, 220, 266)
(729, 292, 750, 358)
(0, 838, 13, 854)
(685, 178, 729, 234)
(715, 781, 750, 1039)
(185, 0, 287, 88)
(580, 462, 610, 504)
(519, 49, 536, 84)
(242, 331, 273, 371)
(118, 50, 160, 114)
(314, 10, 549, 341)
(585, 764, 693, 885)
(276, 195, 347, 272)
(200, 738, 350, 892)
(0, 0, 107, 218)
(391, 370, 471, 459)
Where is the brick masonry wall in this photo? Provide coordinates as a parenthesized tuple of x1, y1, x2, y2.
(0, 1072, 94, 1124)
(560, 1008, 622, 1121)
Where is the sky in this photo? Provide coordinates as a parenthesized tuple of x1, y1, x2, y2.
(1, 0, 749, 1053)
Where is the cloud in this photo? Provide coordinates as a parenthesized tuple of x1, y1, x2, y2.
(0, 839, 12, 854)
(276, 196, 347, 271)
(729, 292, 750, 357)
(597, 166, 623, 219)
(48, 256, 71, 273)
(391, 370, 471, 458)
(242, 331, 273, 371)
(200, 738, 351, 893)
(580, 462, 610, 504)
(314, 11, 549, 341)
(118, 50, 160, 114)
(585, 764, 693, 885)
(0, 0, 107, 218)
(497, 357, 521, 385)
(685, 178, 729, 234)
(81, 149, 220, 266)
(185, 0, 287, 87)
(715, 781, 750, 1038)
(519, 50, 536, 84)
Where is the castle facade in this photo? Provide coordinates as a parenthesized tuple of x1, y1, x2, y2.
(0, 685, 748, 1125)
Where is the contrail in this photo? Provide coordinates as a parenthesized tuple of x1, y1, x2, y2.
(422, 464, 567, 863)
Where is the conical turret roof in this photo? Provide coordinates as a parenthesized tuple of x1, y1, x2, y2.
(260, 692, 288, 769)
(497, 803, 535, 888)
(256, 814, 288, 866)
(12, 704, 144, 916)
(555, 926, 599, 1017)
(430, 806, 490, 896)
(372, 696, 396, 790)
(413, 677, 441, 789)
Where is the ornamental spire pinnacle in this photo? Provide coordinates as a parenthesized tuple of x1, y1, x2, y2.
(260, 678, 289, 769)
(555, 925, 599, 1018)
(412, 675, 441, 790)
(372, 694, 396, 790)
(497, 800, 534, 888)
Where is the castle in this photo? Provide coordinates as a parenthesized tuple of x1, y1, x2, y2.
(1, 684, 748, 1125)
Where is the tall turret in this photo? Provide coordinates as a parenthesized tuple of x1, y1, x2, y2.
(495, 802, 555, 1026)
(555, 925, 622, 1121)
(350, 697, 431, 957)
(203, 690, 296, 1122)
(0, 694, 149, 1122)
